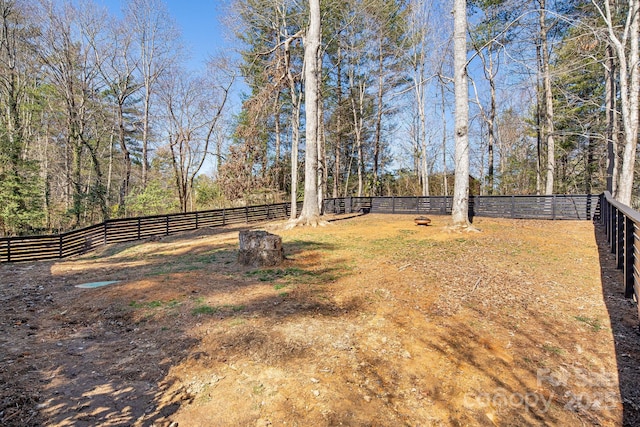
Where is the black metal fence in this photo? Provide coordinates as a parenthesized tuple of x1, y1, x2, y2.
(599, 192, 640, 314)
(0, 195, 600, 264)
(0, 202, 298, 263)
(323, 194, 599, 220)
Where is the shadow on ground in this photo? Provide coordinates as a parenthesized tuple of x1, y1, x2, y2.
(594, 224, 640, 426)
(0, 225, 348, 426)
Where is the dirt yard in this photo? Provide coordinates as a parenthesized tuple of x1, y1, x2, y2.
(1, 214, 639, 426)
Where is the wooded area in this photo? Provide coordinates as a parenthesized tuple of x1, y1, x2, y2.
(0, 0, 638, 236)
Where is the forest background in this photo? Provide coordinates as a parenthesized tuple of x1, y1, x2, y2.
(0, 0, 634, 236)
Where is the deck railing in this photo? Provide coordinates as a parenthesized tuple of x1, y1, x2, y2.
(599, 192, 640, 308)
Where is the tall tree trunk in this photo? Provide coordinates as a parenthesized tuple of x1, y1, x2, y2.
(317, 69, 326, 211)
(421, 139, 429, 196)
(539, 0, 555, 195)
(586, 135, 594, 194)
(487, 53, 496, 196)
(117, 102, 132, 216)
(451, 0, 470, 227)
(414, 41, 429, 197)
(535, 44, 543, 195)
(141, 85, 151, 187)
(273, 95, 281, 188)
(296, 0, 322, 225)
(285, 38, 302, 219)
(333, 48, 343, 199)
(373, 36, 384, 196)
(605, 44, 619, 196)
(596, 0, 640, 205)
(441, 81, 448, 196)
(349, 72, 366, 198)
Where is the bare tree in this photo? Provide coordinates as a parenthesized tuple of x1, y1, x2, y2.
(282, 21, 303, 219)
(159, 60, 233, 212)
(604, 43, 619, 196)
(36, 0, 108, 226)
(592, 0, 639, 205)
(125, 0, 180, 188)
(409, 0, 431, 196)
(90, 13, 141, 216)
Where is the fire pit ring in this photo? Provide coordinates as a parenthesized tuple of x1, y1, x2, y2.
(414, 216, 431, 226)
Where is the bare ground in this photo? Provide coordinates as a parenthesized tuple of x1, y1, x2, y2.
(1, 214, 639, 426)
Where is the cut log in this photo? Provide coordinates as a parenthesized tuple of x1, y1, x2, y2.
(238, 230, 284, 267)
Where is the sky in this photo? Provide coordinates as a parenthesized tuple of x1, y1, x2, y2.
(98, 0, 232, 71)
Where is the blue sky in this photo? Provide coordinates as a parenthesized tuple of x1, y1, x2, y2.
(98, 0, 231, 70)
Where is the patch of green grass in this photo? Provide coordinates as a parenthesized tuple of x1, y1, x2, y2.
(166, 299, 181, 308)
(223, 304, 245, 312)
(195, 252, 218, 263)
(274, 283, 286, 290)
(246, 267, 311, 282)
(279, 292, 289, 297)
(574, 315, 603, 331)
(192, 305, 219, 315)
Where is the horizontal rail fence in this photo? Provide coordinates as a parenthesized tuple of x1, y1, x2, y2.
(599, 192, 640, 313)
(0, 195, 596, 263)
(0, 202, 297, 263)
(324, 194, 599, 220)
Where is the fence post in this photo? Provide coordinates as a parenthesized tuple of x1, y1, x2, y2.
(7, 239, 10, 263)
(196, 211, 199, 229)
(610, 203, 616, 249)
(392, 196, 395, 214)
(137, 218, 141, 240)
(617, 210, 624, 268)
(245, 206, 249, 223)
(165, 215, 169, 235)
(624, 217, 635, 298)
(104, 221, 108, 245)
(59, 234, 63, 258)
(511, 196, 515, 219)
(552, 195, 557, 220)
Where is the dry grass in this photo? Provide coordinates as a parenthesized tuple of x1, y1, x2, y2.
(1, 214, 637, 426)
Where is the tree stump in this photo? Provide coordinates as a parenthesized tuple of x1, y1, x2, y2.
(238, 230, 284, 267)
